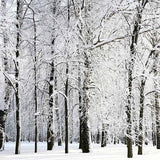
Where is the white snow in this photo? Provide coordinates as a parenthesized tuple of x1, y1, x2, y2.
(0, 142, 160, 160)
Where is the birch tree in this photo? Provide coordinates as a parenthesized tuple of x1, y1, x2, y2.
(15, 0, 23, 154)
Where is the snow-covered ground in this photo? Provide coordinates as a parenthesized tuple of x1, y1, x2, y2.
(0, 142, 160, 160)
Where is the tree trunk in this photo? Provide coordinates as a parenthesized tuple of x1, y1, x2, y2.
(0, 110, 7, 150)
(81, 53, 90, 153)
(155, 89, 160, 149)
(65, 63, 69, 153)
(78, 64, 82, 149)
(2, 0, 11, 111)
(138, 79, 145, 155)
(47, 61, 54, 150)
(1, 0, 10, 150)
(153, 50, 160, 149)
(47, 0, 57, 150)
(55, 74, 62, 146)
(15, 0, 23, 154)
(32, 9, 38, 153)
(96, 129, 100, 144)
(152, 112, 156, 146)
(101, 123, 106, 147)
(126, 1, 148, 157)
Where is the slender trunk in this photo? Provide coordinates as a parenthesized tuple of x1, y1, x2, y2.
(155, 87, 160, 149)
(152, 110, 156, 146)
(155, 92, 160, 148)
(138, 79, 145, 155)
(135, 124, 138, 146)
(96, 129, 100, 144)
(15, 0, 23, 154)
(101, 123, 106, 147)
(145, 130, 148, 145)
(64, 0, 70, 153)
(78, 64, 82, 149)
(33, 11, 38, 153)
(55, 74, 62, 146)
(65, 63, 69, 153)
(69, 90, 74, 144)
(47, 61, 54, 150)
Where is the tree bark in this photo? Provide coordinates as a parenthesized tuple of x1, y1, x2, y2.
(152, 110, 156, 146)
(33, 11, 38, 153)
(47, 60, 54, 150)
(81, 52, 90, 153)
(1, 0, 10, 150)
(65, 63, 69, 153)
(78, 64, 82, 149)
(155, 91, 160, 149)
(0, 110, 7, 150)
(101, 123, 106, 147)
(152, 50, 160, 149)
(138, 79, 145, 155)
(55, 73, 62, 146)
(15, 0, 23, 154)
(47, 0, 57, 150)
(96, 129, 100, 144)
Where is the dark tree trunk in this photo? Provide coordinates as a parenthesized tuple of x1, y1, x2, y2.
(138, 79, 145, 155)
(65, 64, 69, 153)
(145, 131, 148, 145)
(155, 90, 160, 149)
(15, 0, 23, 154)
(81, 105, 90, 153)
(0, 110, 7, 150)
(78, 64, 82, 149)
(96, 130, 100, 144)
(152, 50, 160, 149)
(32, 9, 38, 153)
(101, 123, 106, 147)
(47, 61, 54, 150)
(152, 115, 156, 146)
(114, 136, 117, 145)
(152, 131, 157, 146)
(64, 0, 70, 153)
(81, 53, 90, 153)
(79, 98, 82, 149)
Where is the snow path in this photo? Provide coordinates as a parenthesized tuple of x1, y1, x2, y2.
(0, 142, 159, 160)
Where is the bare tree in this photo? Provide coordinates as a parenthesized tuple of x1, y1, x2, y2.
(15, 0, 23, 154)
(126, 0, 148, 157)
(47, 0, 58, 150)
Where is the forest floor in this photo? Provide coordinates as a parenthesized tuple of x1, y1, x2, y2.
(0, 142, 159, 160)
